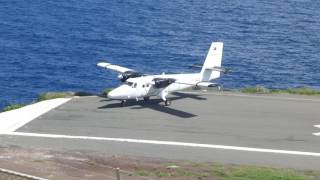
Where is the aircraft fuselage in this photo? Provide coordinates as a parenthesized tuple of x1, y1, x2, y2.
(107, 73, 200, 101)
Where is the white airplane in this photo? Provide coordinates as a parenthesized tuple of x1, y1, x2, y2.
(98, 42, 226, 106)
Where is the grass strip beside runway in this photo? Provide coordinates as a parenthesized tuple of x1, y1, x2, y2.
(134, 162, 319, 180)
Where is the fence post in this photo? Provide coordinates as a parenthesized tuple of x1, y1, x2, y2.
(115, 168, 121, 180)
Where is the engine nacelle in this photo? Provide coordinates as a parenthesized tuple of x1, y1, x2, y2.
(118, 71, 143, 82)
(153, 78, 176, 88)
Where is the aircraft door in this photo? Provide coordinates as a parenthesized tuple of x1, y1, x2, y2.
(143, 83, 151, 96)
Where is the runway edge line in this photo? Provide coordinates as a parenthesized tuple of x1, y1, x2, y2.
(6, 131, 320, 157)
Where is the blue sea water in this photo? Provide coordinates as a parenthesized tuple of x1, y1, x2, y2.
(1, 0, 320, 109)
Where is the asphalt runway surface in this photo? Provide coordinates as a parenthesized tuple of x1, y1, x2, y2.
(1, 91, 320, 170)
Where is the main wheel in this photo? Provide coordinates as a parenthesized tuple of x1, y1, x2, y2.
(143, 97, 150, 101)
(120, 100, 126, 107)
(164, 100, 171, 106)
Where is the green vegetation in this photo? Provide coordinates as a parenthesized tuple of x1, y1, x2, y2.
(134, 163, 319, 180)
(37, 92, 75, 102)
(241, 86, 271, 94)
(102, 88, 113, 97)
(284, 88, 320, 96)
(1, 90, 98, 112)
(135, 170, 152, 176)
(2, 92, 74, 112)
(2, 92, 75, 112)
(2, 104, 26, 112)
(134, 170, 171, 177)
(241, 86, 320, 96)
(211, 164, 314, 180)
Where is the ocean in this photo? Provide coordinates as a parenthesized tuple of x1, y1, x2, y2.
(1, 0, 320, 109)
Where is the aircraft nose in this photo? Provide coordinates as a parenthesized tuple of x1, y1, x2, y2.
(107, 90, 119, 99)
(107, 85, 132, 99)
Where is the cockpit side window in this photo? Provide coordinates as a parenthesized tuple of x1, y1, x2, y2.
(133, 83, 137, 88)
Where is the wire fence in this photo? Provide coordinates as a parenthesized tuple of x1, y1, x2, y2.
(1, 165, 156, 180)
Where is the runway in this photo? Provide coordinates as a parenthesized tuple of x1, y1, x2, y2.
(1, 91, 320, 170)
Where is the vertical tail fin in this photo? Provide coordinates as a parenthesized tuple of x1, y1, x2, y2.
(200, 42, 224, 81)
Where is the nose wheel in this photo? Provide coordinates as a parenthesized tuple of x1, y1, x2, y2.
(120, 100, 126, 107)
(164, 100, 171, 106)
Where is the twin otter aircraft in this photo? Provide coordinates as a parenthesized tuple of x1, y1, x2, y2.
(98, 42, 225, 106)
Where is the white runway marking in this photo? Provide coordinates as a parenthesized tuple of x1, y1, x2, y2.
(313, 125, 320, 136)
(0, 98, 71, 134)
(6, 131, 320, 157)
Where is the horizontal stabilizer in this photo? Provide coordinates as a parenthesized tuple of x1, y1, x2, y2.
(196, 82, 219, 87)
(208, 66, 231, 74)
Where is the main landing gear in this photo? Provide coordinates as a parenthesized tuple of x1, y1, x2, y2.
(120, 97, 171, 107)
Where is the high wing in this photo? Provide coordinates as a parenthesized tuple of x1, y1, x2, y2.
(97, 62, 144, 82)
(97, 62, 135, 73)
(152, 77, 218, 89)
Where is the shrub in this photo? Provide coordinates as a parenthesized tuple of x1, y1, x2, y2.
(37, 92, 74, 102)
(102, 88, 113, 97)
(2, 104, 26, 112)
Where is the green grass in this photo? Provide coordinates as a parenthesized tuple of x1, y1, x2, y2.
(241, 86, 320, 96)
(283, 88, 320, 96)
(241, 86, 271, 94)
(154, 171, 171, 177)
(135, 170, 152, 176)
(1, 91, 96, 112)
(37, 91, 94, 101)
(2, 104, 26, 112)
(135, 170, 171, 177)
(133, 163, 319, 180)
(1, 92, 74, 112)
(213, 165, 313, 180)
(102, 88, 113, 97)
(37, 92, 74, 102)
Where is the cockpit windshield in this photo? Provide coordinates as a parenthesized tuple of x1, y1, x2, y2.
(124, 81, 133, 86)
(124, 81, 138, 88)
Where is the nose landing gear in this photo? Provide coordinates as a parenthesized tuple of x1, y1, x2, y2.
(164, 100, 171, 106)
(120, 100, 126, 107)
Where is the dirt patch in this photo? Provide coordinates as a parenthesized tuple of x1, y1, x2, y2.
(1, 146, 317, 180)
(0, 147, 219, 180)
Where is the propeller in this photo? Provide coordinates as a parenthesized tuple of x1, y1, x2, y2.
(187, 64, 202, 69)
(212, 66, 232, 74)
(118, 71, 144, 82)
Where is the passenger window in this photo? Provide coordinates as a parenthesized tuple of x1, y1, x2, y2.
(142, 85, 145, 88)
